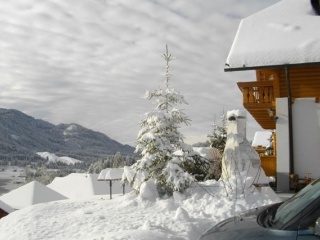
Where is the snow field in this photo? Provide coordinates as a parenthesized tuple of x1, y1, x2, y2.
(0, 179, 280, 240)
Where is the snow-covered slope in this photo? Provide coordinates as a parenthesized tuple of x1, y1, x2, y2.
(37, 152, 82, 165)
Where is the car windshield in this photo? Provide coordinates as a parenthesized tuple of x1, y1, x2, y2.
(270, 178, 320, 229)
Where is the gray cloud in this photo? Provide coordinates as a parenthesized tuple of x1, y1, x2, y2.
(0, 0, 279, 145)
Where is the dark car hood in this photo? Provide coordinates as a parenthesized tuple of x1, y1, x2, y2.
(199, 203, 297, 240)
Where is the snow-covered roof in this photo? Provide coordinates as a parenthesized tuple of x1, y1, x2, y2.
(252, 131, 272, 147)
(0, 181, 67, 210)
(48, 173, 108, 199)
(225, 0, 320, 70)
(0, 199, 14, 214)
(48, 173, 132, 198)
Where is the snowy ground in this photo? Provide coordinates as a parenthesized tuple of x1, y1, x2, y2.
(0, 179, 280, 240)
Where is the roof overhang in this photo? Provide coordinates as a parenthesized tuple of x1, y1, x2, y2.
(224, 61, 320, 72)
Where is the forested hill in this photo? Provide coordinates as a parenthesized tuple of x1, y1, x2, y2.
(0, 108, 135, 162)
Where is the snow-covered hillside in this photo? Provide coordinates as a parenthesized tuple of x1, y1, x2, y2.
(37, 152, 82, 165)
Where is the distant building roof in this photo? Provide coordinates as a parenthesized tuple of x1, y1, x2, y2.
(48, 173, 108, 199)
(48, 173, 132, 198)
(225, 0, 320, 71)
(0, 199, 14, 214)
(0, 181, 67, 210)
(252, 131, 272, 147)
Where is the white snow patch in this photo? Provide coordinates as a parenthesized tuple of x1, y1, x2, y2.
(63, 124, 79, 136)
(10, 134, 19, 140)
(37, 152, 82, 165)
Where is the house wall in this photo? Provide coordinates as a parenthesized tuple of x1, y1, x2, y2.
(276, 98, 290, 192)
(292, 98, 320, 181)
(276, 97, 320, 192)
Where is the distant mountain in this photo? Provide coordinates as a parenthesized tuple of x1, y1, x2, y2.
(0, 108, 135, 162)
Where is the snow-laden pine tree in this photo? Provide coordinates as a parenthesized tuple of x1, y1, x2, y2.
(208, 112, 227, 155)
(125, 46, 196, 195)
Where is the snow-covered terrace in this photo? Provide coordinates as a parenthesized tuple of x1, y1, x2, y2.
(225, 0, 320, 71)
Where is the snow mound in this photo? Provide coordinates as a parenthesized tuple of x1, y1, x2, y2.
(174, 207, 190, 221)
(140, 180, 158, 201)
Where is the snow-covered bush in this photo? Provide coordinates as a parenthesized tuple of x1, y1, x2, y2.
(179, 154, 210, 181)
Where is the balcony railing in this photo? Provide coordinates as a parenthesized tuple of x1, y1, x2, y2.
(237, 81, 277, 129)
(237, 81, 275, 108)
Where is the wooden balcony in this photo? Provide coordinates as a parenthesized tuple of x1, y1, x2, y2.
(237, 81, 276, 129)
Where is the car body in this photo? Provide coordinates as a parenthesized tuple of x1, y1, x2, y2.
(199, 178, 320, 240)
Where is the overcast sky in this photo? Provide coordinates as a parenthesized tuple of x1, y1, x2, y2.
(0, 0, 280, 146)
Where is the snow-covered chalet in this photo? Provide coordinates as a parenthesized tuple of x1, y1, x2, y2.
(225, 0, 320, 192)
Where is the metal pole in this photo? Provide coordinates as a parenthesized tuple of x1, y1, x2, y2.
(109, 180, 112, 199)
(285, 66, 294, 174)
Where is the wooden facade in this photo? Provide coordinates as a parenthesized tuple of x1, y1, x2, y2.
(237, 65, 320, 130)
(237, 64, 320, 177)
(261, 155, 277, 177)
(278, 65, 320, 99)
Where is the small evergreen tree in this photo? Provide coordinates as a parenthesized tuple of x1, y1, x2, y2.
(112, 152, 123, 168)
(208, 112, 227, 154)
(126, 46, 196, 195)
(33, 166, 57, 185)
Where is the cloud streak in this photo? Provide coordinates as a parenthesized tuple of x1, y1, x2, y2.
(0, 0, 279, 145)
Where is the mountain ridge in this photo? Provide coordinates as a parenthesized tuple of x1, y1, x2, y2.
(0, 108, 135, 162)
